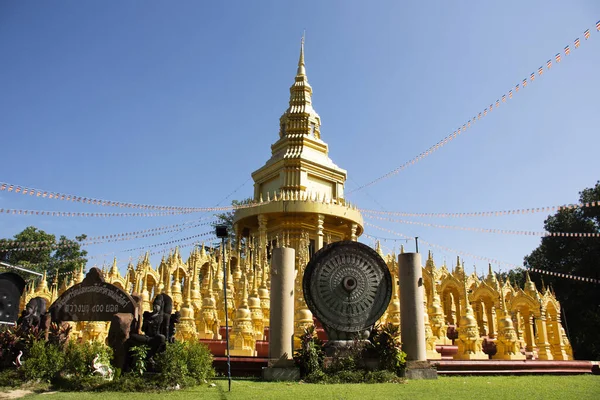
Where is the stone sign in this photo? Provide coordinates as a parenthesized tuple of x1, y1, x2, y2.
(0, 272, 26, 324)
(49, 267, 136, 322)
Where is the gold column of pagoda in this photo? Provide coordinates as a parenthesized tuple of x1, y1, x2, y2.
(232, 38, 363, 348)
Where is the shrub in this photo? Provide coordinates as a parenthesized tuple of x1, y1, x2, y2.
(52, 375, 108, 392)
(325, 340, 366, 373)
(129, 345, 149, 377)
(184, 341, 215, 383)
(293, 326, 325, 377)
(153, 341, 189, 387)
(20, 340, 65, 382)
(47, 323, 72, 348)
(0, 327, 20, 369)
(370, 323, 406, 375)
(363, 370, 404, 383)
(0, 325, 46, 370)
(63, 340, 113, 378)
(96, 374, 154, 392)
(153, 341, 215, 388)
(0, 369, 20, 387)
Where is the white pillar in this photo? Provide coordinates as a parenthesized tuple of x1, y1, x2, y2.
(398, 252, 427, 361)
(269, 247, 296, 360)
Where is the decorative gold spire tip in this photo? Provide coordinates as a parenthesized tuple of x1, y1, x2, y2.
(297, 33, 306, 76)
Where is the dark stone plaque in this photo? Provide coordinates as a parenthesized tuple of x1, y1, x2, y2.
(0, 272, 26, 324)
(49, 267, 136, 322)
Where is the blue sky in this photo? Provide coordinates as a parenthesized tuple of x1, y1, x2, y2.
(1, 1, 599, 277)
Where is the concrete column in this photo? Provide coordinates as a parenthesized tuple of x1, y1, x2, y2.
(316, 214, 325, 250)
(269, 247, 296, 360)
(398, 252, 427, 361)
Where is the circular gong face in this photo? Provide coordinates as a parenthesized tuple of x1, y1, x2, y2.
(303, 241, 392, 333)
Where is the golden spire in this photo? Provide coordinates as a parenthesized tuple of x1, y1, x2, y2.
(37, 270, 48, 292)
(278, 34, 318, 140)
(375, 240, 384, 257)
(207, 263, 214, 297)
(109, 257, 119, 278)
(297, 33, 306, 76)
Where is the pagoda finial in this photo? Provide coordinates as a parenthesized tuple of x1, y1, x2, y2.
(297, 33, 306, 76)
(109, 257, 119, 277)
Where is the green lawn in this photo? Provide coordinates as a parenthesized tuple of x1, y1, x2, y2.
(11, 375, 599, 400)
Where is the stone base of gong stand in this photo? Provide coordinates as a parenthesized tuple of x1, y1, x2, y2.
(404, 360, 438, 380)
(261, 359, 300, 381)
(323, 339, 370, 357)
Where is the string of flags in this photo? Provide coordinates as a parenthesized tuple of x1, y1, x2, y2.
(365, 222, 600, 284)
(81, 216, 216, 242)
(0, 208, 199, 218)
(42, 239, 212, 280)
(110, 239, 215, 269)
(0, 221, 215, 252)
(363, 232, 412, 244)
(348, 19, 600, 194)
(93, 231, 217, 258)
(0, 216, 216, 249)
(359, 201, 599, 219)
(365, 214, 600, 238)
(527, 266, 599, 284)
(0, 181, 236, 213)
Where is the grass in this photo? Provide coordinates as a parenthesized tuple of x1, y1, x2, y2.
(7, 375, 599, 400)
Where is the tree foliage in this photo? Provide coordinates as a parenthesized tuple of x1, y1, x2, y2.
(496, 267, 527, 289)
(0, 226, 87, 283)
(214, 198, 253, 246)
(524, 181, 600, 360)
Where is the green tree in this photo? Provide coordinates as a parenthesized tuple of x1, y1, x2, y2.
(214, 198, 253, 246)
(497, 267, 527, 289)
(0, 226, 88, 284)
(524, 181, 600, 360)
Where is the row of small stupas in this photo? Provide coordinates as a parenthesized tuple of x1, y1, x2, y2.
(20, 242, 573, 361)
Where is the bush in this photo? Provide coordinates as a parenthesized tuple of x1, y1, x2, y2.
(20, 340, 65, 382)
(184, 341, 215, 383)
(153, 341, 215, 388)
(96, 374, 155, 392)
(0, 327, 20, 369)
(0, 369, 20, 387)
(325, 340, 367, 373)
(370, 323, 406, 375)
(153, 341, 189, 387)
(298, 324, 406, 384)
(293, 326, 325, 377)
(129, 345, 149, 377)
(363, 370, 404, 383)
(63, 340, 113, 378)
